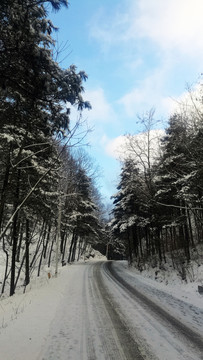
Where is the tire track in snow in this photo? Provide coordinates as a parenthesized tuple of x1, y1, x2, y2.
(104, 261, 203, 358)
(90, 261, 145, 360)
(112, 261, 203, 334)
(80, 265, 96, 360)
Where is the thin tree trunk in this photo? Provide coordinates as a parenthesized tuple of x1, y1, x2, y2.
(170, 227, 175, 269)
(1, 237, 9, 295)
(71, 234, 78, 262)
(10, 170, 20, 296)
(16, 221, 24, 262)
(10, 213, 19, 296)
(37, 246, 44, 277)
(25, 218, 30, 286)
(68, 231, 75, 263)
(62, 232, 68, 264)
(77, 237, 83, 261)
(127, 229, 133, 265)
(60, 228, 65, 254)
(155, 227, 162, 264)
(30, 220, 45, 270)
(187, 208, 194, 246)
(184, 223, 190, 262)
(38, 227, 48, 277)
(15, 252, 26, 290)
(0, 152, 11, 230)
(161, 227, 166, 263)
(43, 224, 51, 259)
(48, 238, 54, 268)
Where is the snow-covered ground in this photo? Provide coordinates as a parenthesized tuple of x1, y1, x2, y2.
(0, 257, 202, 360)
(114, 260, 203, 309)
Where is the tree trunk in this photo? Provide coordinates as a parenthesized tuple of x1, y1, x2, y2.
(10, 170, 20, 296)
(15, 252, 25, 290)
(10, 213, 19, 296)
(25, 218, 30, 286)
(16, 221, 24, 262)
(1, 237, 9, 294)
(155, 227, 162, 264)
(68, 231, 75, 263)
(127, 229, 133, 265)
(77, 237, 83, 261)
(30, 220, 45, 270)
(48, 238, 54, 268)
(71, 234, 78, 262)
(0, 153, 11, 230)
(62, 232, 68, 263)
(187, 208, 194, 246)
(38, 227, 48, 277)
(184, 223, 190, 262)
(43, 224, 51, 259)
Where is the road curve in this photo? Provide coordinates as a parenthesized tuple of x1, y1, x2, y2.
(100, 260, 203, 360)
(39, 260, 203, 360)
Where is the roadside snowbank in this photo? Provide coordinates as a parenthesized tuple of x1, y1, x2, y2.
(114, 260, 203, 309)
(0, 265, 73, 360)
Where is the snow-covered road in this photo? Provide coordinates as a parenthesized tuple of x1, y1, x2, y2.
(102, 261, 203, 360)
(39, 261, 143, 360)
(0, 261, 203, 359)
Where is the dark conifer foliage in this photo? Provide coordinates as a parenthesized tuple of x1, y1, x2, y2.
(0, 0, 104, 296)
(111, 97, 203, 278)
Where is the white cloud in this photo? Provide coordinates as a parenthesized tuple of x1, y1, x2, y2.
(167, 82, 203, 120)
(90, 0, 203, 124)
(118, 67, 175, 118)
(88, 0, 203, 122)
(133, 0, 203, 56)
(118, 80, 203, 128)
(83, 88, 116, 124)
(90, 0, 203, 58)
(105, 129, 165, 167)
(86, 1, 203, 163)
(105, 135, 127, 160)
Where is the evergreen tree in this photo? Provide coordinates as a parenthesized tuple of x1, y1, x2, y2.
(68, 166, 102, 262)
(111, 159, 147, 264)
(0, 0, 91, 295)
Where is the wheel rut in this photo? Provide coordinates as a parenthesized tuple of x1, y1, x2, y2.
(90, 262, 145, 360)
(103, 261, 203, 357)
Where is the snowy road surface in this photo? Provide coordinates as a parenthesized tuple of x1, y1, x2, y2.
(0, 261, 203, 360)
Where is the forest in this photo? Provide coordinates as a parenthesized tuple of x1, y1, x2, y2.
(0, 0, 107, 297)
(0, 0, 202, 298)
(111, 101, 203, 281)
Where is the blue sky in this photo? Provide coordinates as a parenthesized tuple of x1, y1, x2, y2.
(49, 0, 203, 203)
